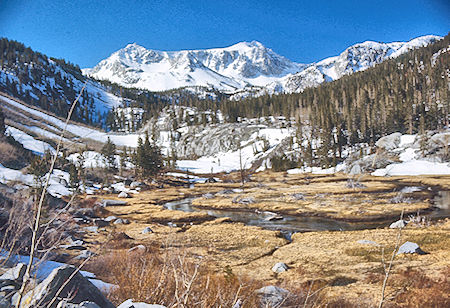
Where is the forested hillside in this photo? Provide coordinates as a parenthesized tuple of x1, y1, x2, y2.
(218, 34, 449, 146)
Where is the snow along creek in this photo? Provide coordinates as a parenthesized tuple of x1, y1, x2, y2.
(163, 191, 450, 241)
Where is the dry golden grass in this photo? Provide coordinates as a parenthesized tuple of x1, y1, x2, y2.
(90, 249, 263, 308)
(78, 172, 450, 307)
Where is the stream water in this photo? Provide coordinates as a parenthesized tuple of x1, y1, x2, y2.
(163, 190, 449, 240)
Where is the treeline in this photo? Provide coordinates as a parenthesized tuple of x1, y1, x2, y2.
(217, 34, 449, 147)
(99, 80, 227, 131)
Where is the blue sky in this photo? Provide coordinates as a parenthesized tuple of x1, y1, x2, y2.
(1, 0, 448, 68)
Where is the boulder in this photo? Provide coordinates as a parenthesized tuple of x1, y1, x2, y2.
(389, 220, 408, 229)
(142, 227, 153, 234)
(396, 241, 427, 255)
(104, 216, 117, 222)
(256, 286, 289, 307)
(118, 192, 129, 198)
(127, 245, 146, 254)
(0, 263, 26, 281)
(271, 262, 288, 273)
(20, 265, 114, 308)
(118, 299, 166, 308)
(375, 132, 402, 151)
(113, 218, 130, 225)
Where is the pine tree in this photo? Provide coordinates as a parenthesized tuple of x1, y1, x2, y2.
(135, 133, 163, 178)
(101, 137, 117, 171)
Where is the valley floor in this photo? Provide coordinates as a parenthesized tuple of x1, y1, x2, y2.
(73, 172, 449, 307)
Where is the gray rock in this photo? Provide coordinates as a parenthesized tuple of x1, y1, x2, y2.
(118, 191, 129, 198)
(104, 216, 117, 222)
(396, 241, 427, 255)
(93, 219, 109, 227)
(0, 263, 26, 281)
(256, 285, 289, 307)
(271, 262, 288, 273)
(232, 299, 242, 308)
(20, 265, 114, 308)
(389, 220, 408, 229)
(75, 250, 94, 260)
(265, 214, 283, 221)
(114, 218, 130, 225)
(118, 299, 166, 308)
(101, 199, 128, 207)
(349, 164, 362, 175)
(127, 245, 146, 254)
(290, 193, 305, 200)
(130, 181, 142, 189)
(375, 132, 402, 151)
(142, 227, 153, 234)
(84, 226, 99, 233)
(202, 193, 214, 199)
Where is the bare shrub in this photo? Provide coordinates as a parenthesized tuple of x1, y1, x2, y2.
(90, 250, 262, 307)
(384, 267, 450, 308)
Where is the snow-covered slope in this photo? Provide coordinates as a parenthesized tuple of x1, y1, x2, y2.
(274, 35, 442, 93)
(0, 93, 141, 147)
(0, 39, 124, 125)
(84, 41, 304, 92)
(85, 35, 441, 94)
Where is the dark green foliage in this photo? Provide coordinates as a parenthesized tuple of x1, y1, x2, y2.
(68, 162, 80, 189)
(134, 133, 163, 178)
(218, 33, 449, 167)
(0, 37, 101, 125)
(101, 137, 117, 171)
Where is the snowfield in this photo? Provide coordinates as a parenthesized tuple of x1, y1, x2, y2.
(1, 94, 142, 147)
(6, 126, 55, 155)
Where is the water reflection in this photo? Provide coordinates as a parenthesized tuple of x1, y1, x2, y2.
(164, 191, 449, 239)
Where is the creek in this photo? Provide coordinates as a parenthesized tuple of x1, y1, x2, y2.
(163, 190, 450, 240)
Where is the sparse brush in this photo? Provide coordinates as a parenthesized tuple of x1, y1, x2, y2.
(90, 250, 263, 307)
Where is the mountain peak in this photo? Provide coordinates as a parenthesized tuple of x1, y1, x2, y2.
(85, 35, 441, 94)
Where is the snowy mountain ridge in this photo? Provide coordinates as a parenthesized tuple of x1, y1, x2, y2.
(84, 35, 442, 94)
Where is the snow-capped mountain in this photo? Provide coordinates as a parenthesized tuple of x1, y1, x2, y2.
(84, 41, 304, 92)
(271, 35, 443, 93)
(84, 35, 441, 94)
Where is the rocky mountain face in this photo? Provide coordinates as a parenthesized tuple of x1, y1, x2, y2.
(85, 35, 441, 95)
